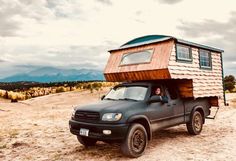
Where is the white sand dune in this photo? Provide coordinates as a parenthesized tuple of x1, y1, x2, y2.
(0, 90, 235, 161)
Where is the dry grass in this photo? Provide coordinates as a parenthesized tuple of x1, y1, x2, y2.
(0, 144, 7, 149)
(0, 82, 117, 102)
(8, 129, 19, 138)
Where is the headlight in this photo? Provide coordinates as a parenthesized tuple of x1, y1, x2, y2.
(71, 108, 76, 118)
(102, 113, 122, 121)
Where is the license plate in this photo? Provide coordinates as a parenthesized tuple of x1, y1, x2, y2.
(80, 128, 89, 136)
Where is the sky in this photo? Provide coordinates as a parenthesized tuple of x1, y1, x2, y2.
(0, 0, 236, 78)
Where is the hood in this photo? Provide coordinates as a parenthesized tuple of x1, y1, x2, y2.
(75, 100, 144, 113)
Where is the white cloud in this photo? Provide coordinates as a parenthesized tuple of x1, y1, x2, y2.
(0, 0, 236, 77)
(157, 0, 183, 5)
(177, 11, 236, 76)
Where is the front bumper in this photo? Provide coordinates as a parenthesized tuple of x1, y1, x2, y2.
(69, 120, 129, 141)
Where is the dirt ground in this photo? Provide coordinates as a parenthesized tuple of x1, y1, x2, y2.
(0, 90, 236, 161)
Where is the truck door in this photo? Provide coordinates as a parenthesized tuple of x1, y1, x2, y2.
(165, 85, 185, 123)
(147, 85, 184, 130)
(147, 85, 173, 123)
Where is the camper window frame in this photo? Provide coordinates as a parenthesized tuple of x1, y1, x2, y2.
(176, 44, 192, 63)
(119, 48, 154, 66)
(199, 49, 212, 70)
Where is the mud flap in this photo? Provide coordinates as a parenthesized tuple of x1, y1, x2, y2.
(206, 107, 219, 119)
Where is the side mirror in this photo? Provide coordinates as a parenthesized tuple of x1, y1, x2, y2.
(147, 95, 162, 104)
(101, 95, 105, 100)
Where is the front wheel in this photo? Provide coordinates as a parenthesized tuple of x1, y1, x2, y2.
(77, 136, 97, 146)
(186, 111, 203, 135)
(121, 123, 148, 158)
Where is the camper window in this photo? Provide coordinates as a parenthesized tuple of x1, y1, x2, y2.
(120, 49, 153, 65)
(199, 50, 212, 69)
(176, 44, 192, 62)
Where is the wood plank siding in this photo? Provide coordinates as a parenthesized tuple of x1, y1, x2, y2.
(104, 69, 171, 82)
(104, 40, 174, 82)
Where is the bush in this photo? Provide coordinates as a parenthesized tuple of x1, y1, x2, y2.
(92, 82, 102, 91)
(0, 90, 6, 97)
(6, 91, 25, 102)
(232, 87, 236, 93)
(224, 75, 235, 92)
(225, 90, 230, 93)
(56, 87, 67, 93)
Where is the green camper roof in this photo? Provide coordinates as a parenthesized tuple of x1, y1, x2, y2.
(121, 35, 170, 47)
(109, 35, 223, 53)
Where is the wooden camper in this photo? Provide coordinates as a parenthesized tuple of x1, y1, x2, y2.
(104, 35, 225, 107)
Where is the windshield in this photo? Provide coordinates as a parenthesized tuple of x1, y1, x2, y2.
(104, 86, 148, 101)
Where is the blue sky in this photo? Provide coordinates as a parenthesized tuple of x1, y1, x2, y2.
(0, 0, 236, 78)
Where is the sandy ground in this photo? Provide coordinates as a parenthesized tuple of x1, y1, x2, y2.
(0, 90, 236, 161)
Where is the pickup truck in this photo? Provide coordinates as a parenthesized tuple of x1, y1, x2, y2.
(69, 81, 211, 157)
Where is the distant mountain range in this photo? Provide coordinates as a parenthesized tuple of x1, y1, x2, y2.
(0, 67, 104, 83)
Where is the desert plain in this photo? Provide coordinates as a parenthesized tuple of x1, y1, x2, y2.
(0, 90, 236, 161)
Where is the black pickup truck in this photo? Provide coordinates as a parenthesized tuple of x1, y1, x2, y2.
(69, 82, 211, 157)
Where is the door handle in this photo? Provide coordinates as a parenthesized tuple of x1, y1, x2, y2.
(167, 104, 171, 107)
(172, 103, 176, 106)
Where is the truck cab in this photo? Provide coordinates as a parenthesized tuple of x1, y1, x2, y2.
(69, 81, 211, 157)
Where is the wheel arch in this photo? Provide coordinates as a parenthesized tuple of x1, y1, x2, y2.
(191, 106, 205, 124)
(127, 115, 152, 140)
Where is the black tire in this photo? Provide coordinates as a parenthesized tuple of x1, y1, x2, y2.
(77, 136, 97, 146)
(186, 111, 203, 135)
(121, 123, 148, 158)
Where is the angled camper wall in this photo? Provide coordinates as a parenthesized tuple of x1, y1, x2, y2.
(104, 40, 174, 81)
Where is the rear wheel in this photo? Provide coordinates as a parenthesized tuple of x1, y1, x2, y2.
(121, 123, 148, 158)
(187, 111, 203, 135)
(77, 136, 97, 146)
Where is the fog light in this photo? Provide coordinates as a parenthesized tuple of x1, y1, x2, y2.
(103, 130, 111, 135)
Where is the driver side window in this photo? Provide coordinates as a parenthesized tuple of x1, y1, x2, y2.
(166, 86, 178, 100)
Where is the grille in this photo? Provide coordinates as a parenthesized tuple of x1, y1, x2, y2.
(75, 111, 100, 121)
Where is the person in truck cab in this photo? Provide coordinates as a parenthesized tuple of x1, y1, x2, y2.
(154, 87, 168, 103)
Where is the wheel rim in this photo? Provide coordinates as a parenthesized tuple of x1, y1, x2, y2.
(194, 113, 202, 131)
(131, 129, 146, 153)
